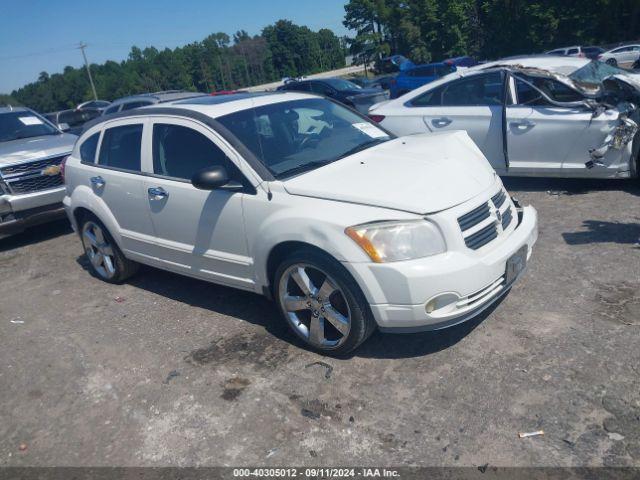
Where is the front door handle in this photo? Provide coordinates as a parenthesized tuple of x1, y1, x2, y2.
(432, 117, 452, 128)
(90, 176, 105, 188)
(511, 120, 535, 130)
(148, 186, 168, 200)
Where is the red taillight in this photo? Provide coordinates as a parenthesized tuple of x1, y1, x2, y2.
(368, 114, 386, 123)
(60, 156, 68, 183)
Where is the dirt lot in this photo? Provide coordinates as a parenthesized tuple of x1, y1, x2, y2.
(1, 177, 639, 468)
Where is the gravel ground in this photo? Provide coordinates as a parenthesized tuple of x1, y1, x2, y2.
(0, 177, 639, 468)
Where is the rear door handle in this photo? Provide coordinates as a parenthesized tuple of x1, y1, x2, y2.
(432, 117, 452, 127)
(148, 186, 168, 200)
(90, 176, 105, 188)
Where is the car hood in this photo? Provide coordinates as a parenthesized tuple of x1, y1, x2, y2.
(283, 130, 496, 214)
(0, 133, 77, 165)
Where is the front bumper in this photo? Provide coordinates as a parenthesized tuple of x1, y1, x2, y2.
(0, 186, 66, 235)
(345, 205, 538, 332)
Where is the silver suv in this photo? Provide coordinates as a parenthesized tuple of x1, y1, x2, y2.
(0, 107, 77, 236)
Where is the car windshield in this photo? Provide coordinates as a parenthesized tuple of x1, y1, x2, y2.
(0, 111, 59, 142)
(217, 98, 392, 178)
(569, 60, 631, 87)
(323, 78, 362, 91)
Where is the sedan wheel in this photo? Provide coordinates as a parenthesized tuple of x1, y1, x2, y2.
(278, 263, 351, 349)
(606, 58, 617, 66)
(82, 221, 117, 280)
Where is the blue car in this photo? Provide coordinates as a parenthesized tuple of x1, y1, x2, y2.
(390, 62, 457, 98)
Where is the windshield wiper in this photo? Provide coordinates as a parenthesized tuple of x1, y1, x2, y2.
(276, 160, 334, 179)
(335, 138, 388, 161)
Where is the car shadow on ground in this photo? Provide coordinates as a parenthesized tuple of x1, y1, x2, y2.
(562, 219, 640, 247)
(77, 259, 496, 360)
(0, 219, 72, 252)
(502, 177, 640, 196)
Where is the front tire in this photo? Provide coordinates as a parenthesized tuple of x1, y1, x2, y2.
(274, 249, 376, 355)
(606, 58, 618, 66)
(80, 214, 138, 283)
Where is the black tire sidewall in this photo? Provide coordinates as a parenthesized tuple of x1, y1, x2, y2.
(273, 249, 375, 355)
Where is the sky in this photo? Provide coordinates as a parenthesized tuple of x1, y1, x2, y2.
(0, 0, 351, 94)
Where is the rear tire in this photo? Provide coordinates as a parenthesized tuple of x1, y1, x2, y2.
(273, 249, 376, 355)
(79, 213, 138, 284)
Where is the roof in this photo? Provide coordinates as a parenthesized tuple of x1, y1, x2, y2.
(110, 90, 207, 106)
(0, 106, 30, 114)
(471, 55, 590, 75)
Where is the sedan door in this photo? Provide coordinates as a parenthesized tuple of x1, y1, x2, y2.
(142, 118, 255, 290)
(400, 71, 507, 172)
(505, 75, 613, 176)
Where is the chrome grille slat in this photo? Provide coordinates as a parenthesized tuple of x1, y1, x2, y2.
(464, 223, 498, 250)
(6, 175, 63, 194)
(491, 190, 506, 209)
(457, 202, 490, 231)
(0, 156, 65, 176)
(501, 207, 513, 230)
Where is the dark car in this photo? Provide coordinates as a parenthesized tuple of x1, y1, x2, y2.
(43, 108, 102, 135)
(103, 90, 207, 115)
(277, 78, 390, 114)
(376, 55, 414, 74)
(583, 46, 605, 59)
(390, 62, 456, 98)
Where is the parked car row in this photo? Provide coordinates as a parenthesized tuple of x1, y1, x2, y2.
(545, 43, 640, 66)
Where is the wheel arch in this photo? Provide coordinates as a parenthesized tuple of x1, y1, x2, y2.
(265, 241, 343, 298)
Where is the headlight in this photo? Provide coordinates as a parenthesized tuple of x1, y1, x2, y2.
(345, 220, 446, 263)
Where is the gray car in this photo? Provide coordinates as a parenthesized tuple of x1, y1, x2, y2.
(0, 107, 77, 236)
(102, 90, 207, 115)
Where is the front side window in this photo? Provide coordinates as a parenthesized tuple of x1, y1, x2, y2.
(0, 111, 59, 142)
(152, 124, 234, 181)
(98, 124, 142, 171)
(104, 105, 120, 115)
(216, 98, 391, 179)
(80, 132, 100, 163)
(520, 76, 583, 103)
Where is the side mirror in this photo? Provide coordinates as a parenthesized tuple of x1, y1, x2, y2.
(191, 165, 229, 190)
(58, 123, 70, 132)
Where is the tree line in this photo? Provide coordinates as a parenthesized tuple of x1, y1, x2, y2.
(344, 0, 640, 65)
(7, 20, 345, 113)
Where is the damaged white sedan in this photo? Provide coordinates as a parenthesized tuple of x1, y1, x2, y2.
(369, 56, 640, 178)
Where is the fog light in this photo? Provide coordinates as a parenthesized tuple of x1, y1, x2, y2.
(425, 293, 459, 315)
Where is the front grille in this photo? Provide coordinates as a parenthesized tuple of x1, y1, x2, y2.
(457, 188, 513, 251)
(7, 175, 63, 194)
(0, 156, 65, 195)
(0, 156, 65, 176)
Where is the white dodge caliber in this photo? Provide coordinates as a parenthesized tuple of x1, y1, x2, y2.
(63, 92, 538, 354)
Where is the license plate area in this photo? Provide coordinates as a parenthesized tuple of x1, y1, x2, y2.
(505, 245, 528, 285)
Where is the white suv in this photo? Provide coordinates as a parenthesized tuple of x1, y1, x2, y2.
(63, 92, 538, 354)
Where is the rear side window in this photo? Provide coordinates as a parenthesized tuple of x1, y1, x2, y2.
(104, 105, 120, 115)
(567, 48, 579, 55)
(152, 124, 233, 181)
(98, 124, 143, 171)
(80, 133, 100, 163)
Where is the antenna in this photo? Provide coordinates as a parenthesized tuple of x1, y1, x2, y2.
(78, 42, 98, 101)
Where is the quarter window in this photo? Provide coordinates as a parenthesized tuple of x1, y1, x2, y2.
(80, 132, 100, 163)
(152, 124, 233, 181)
(121, 101, 151, 111)
(98, 124, 143, 171)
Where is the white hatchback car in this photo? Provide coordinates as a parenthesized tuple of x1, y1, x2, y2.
(63, 92, 537, 354)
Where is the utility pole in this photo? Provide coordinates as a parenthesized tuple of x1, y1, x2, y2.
(78, 42, 98, 100)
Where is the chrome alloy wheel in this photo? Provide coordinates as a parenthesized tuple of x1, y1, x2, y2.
(81, 221, 116, 280)
(278, 264, 351, 348)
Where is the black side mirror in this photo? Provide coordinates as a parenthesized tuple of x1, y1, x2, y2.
(191, 165, 230, 190)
